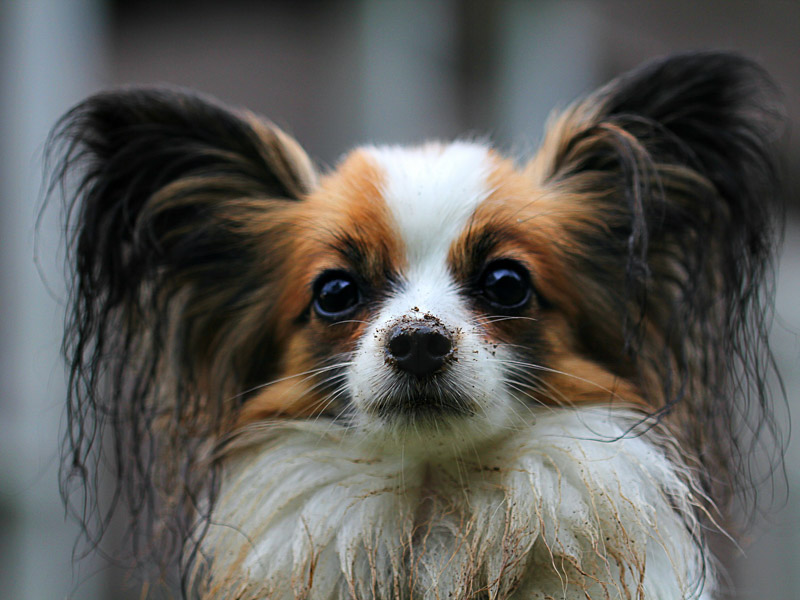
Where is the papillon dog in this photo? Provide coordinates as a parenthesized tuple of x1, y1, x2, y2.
(52, 52, 784, 599)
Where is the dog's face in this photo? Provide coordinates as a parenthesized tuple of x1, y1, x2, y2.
(337, 146, 527, 441)
(52, 52, 782, 596)
(237, 142, 640, 448)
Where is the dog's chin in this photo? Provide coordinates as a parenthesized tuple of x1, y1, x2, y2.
(350, 376, 513, 454)
(369, 378, 477, 419)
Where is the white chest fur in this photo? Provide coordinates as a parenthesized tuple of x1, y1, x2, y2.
(195, 410, 712, 599)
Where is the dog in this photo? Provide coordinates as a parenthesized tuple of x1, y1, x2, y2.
(51, 52, 784, 599)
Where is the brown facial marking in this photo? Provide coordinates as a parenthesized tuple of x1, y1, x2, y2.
(449, 155, 646, 410)
(236, 151, 406, 424)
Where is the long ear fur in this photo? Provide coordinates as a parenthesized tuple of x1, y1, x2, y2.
(530, 52, 785, 513)
(49, 88, 317, 572)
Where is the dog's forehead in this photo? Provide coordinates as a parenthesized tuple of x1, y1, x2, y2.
(363, 143, 494, 271)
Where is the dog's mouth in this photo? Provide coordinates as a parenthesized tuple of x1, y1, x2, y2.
(365, 373, 479, 423)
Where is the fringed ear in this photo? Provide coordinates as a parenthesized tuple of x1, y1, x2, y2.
(529, 52, 784, 510)
(49, 87, 317, 570)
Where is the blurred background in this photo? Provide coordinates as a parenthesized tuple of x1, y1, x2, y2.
(1, 1, 797, 598)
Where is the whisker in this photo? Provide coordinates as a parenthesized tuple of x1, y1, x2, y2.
(502, 380, 545, 408)
(470, 315, 539, 325)
(489, 358, 623, 401)
(329, 319, 370, 327)
(226, 360, 353, 404)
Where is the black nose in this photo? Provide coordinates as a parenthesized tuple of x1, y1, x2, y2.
(386, 324, 453, 377)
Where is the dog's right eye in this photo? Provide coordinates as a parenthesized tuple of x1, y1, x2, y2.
(313, 271, 360, 319)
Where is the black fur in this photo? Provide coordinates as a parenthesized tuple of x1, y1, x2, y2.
(49, 87, 316, 579)
(545, 51, 785, 510)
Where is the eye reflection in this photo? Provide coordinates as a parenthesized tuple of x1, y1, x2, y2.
(479, 260, 532, 309)
(313, 270, 360, 319)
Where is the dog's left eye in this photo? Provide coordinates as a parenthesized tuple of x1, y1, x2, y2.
(313, 271, 360, 318)
(479, 260, 532, 309)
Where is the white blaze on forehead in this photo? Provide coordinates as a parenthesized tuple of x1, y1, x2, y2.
(346, 143, 507, 434)
(365, 143, 493, 276)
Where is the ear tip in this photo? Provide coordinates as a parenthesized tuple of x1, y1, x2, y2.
(610, 50, 781, 103)
(591, 50, 785, 142)
(57, 85, 242, 136)
(620, 50, 769, 83)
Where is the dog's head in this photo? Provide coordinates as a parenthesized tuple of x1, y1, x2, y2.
(51, 52, 783, 576)
(230, 140, 649, 447)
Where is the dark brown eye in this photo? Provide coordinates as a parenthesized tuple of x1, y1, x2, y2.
(479, 260, 532, 309)
(313, 270, 360, 319)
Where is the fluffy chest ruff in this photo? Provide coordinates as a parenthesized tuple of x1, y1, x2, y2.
(195, 410, 710, 600)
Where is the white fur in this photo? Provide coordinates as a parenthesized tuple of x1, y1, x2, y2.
(346, 144, 515, 444)
(366, 142, 492, 271)
(194, 409, 712, 599)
